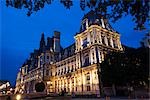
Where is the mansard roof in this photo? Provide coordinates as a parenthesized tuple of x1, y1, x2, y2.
(0, 80, 9, 85)
(60, 43, 75, 60)
(79, 10, 115, 33)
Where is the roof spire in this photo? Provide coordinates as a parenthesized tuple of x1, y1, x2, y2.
(39, 33, 46, 52)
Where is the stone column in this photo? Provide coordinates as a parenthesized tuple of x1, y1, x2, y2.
(80, 37, 83, 49)
(82, 72, 85, 92)
(99, 31, 102, 44)
(66, 79, 68, 92)
(116, 38, 120, 49)
(98, 49, 101, 63)
(69, 62, 71, 73)
(113, 39, 116, 48)
(70, 78, 71, 92)
(90, 49, 93, 64)
(110, 36, 114, 48)
(66, 62, 68, 73)
(87, 31, 91, 45)
(104, 36, 108, 46)
(94, 29, 96, 43)
(76, 54, 79, 69)
(75, 41, 78, 52)
(101, 19, 105, 28)
(86, 19, 89, 29)
(94, 47, 97, 63)
(117, 38, 122, 50)
(92, 29, 95, 43)
(78, 53, 81, 69)
(101, 51, 104, 61)
(90, 70, 93, 92)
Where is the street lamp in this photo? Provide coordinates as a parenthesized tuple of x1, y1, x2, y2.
(16, 94, 21, 100)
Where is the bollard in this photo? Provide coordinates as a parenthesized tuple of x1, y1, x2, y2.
(141, 96, 144, 100)
(105, 96, 110, 100)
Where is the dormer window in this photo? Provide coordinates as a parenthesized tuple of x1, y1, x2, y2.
(82, 38, 88, 48)
(95, 19, 99, 24)
(81, 18, 88, 32)
(81, 21, 86, 31)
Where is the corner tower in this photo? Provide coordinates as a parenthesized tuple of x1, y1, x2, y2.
(75, 10, 123, 53)
(74, 10, 123, 68)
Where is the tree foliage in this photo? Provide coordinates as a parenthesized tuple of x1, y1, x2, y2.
(6, 0, 149, 30)
(101, 45, 149, 89)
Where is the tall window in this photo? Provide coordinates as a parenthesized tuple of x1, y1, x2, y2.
(86, 75, 90, 80)
(83, 54, 89, 67)
(46, 70, 49, 76)
(76, 87, 78, 91)
(82, 38, 88, 48)
(87, 86, 90, 91)
(102, 36, 105, 45)
(108, 38, 112, 47)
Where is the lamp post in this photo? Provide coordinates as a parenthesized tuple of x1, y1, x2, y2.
(16, 94, 21, 100)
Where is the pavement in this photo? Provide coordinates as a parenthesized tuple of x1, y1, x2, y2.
(31, 98, 149, 100)
(30, 96, 149, 100)
(0, 94, 149, 100)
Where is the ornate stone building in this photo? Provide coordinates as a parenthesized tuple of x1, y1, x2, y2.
(15, 10, 123, 96)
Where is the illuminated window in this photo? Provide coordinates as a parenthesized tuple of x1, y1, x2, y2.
(86, 75, 90, 80)
(55, 72, 57, 76)
(76, 87, 77, 91)
(87, 86, 90, 91)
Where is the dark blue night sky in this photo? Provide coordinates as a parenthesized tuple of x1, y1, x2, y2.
(0, 1, 148, 86)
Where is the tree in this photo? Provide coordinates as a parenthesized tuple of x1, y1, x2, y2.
(6, 0, 149, 30)
(101, 45, 149, 89)
(140, 33, 150, 48)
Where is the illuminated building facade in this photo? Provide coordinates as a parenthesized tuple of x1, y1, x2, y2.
(0, 80, 11, 94)
(15, 10, 123, 96)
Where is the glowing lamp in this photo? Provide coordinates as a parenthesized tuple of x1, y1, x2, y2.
(16, 94, 21, 100)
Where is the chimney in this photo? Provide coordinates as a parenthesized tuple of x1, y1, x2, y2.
(53, 31, 60, 52)
(47, 37, 53, 50)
